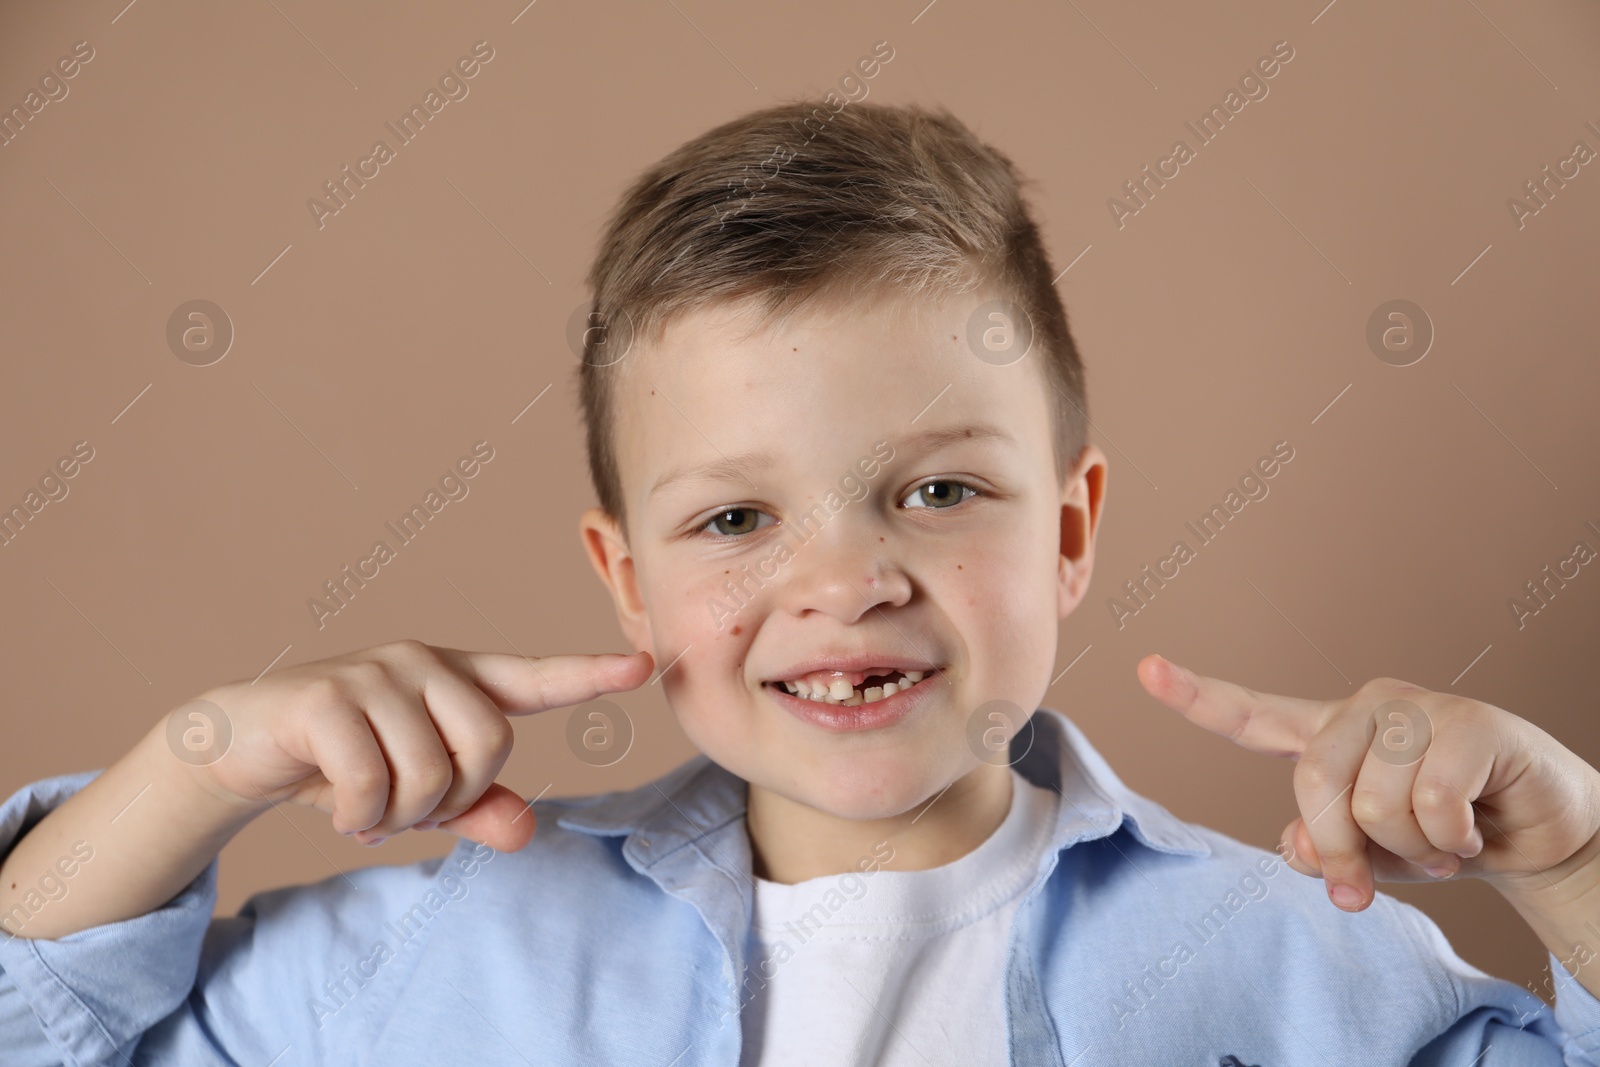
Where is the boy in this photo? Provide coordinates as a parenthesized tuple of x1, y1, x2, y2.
(2, 98, 1599, 1065)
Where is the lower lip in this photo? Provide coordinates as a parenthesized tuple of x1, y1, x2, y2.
(764, 675, 937, 733)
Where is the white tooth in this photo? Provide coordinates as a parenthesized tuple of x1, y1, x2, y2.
(881, 682, 899, 697)
(829, 678, 852, 701)
(863, 686, 884, 703)
(842, 693, 864, 706)
(805, 679, 824, 697)
(784, 681, 799, 694)
(903, 670, 925, 683)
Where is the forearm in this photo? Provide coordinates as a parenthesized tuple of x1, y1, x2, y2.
(1499, 831, 1600, 1003)
(0, 716, 265, 940)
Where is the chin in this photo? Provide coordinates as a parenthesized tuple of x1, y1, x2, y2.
(780, 748, 960, 822)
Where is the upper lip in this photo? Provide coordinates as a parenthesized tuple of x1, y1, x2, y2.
(764, 653, 942, 684)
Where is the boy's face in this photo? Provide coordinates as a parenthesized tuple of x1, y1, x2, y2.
(580, 286, 1106, 821)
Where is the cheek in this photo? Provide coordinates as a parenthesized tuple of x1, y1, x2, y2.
(653, 566, 761, 693)
(644, 562, 737, 637)
(949, 533, 1047, 607)
(950, 538, 1058, 686)
(682, 566, 764, 641)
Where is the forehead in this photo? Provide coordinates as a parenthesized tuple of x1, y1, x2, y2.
(611, 287, 1050, 513)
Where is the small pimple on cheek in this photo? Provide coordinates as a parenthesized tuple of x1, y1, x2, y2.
(731, 625, 742, 635)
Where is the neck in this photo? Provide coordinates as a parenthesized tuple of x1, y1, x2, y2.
(745, 760, 1016, 884)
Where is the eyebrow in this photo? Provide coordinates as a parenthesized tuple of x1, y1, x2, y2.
(646, 421, 1015, 499)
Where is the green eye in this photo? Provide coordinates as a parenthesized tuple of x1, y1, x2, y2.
(903, 481, 975, 509)
(702, 507, 769, 537)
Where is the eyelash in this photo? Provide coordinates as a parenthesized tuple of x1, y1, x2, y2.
(692, 479, 983, 540)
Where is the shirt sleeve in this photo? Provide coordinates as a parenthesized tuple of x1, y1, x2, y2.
(1549, 950, 1600, 1063)
(0, 768, 475, 1067)
(1388, 892, 1600, 1066)
(0, 768, 217, 1067)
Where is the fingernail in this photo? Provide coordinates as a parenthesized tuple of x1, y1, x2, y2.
(415, 821, 439, 831)
(1424, 865, 1455, 879)
(363, 835, 387, 847)
(1329, 884, 1363, 909)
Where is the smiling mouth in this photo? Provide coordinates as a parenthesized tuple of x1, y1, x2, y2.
(765, 669, 930, 707)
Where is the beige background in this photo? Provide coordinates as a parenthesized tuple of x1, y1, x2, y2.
(2, 0, 1597, 1001)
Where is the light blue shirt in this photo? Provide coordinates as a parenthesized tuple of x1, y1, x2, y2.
(3, 707, 1599, 1065)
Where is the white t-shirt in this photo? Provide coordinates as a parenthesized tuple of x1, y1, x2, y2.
(739, 769, 1060, 1066)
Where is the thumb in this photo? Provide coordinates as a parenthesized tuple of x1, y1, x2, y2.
(431, 781, 538, 852)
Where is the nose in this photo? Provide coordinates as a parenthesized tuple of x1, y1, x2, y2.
(775, 516, 911, 623)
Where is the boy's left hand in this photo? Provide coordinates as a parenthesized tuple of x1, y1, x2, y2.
(1136, 654, 1600, 915)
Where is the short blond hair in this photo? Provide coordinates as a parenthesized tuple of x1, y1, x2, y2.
(577, 98, 1089, 535)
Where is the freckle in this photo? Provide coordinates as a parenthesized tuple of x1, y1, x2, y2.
(878, 536, 885, 542)
(731, 625, 742, 635)
(957, 564, 963, 570)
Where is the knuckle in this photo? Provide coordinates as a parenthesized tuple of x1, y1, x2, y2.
(375, 639, 441, 690)
(342, 658, 392, 691)
(300, 675, 357, 713)
(1358, 677, 1403, 701)
(1224, 704, 1256, 745)
(382, 638, 437, 668)
(342, 759, 389, 799)
(1454, 702, 1491, 733)
(398, 751, 456, 794)
(1412, 776, 1458, 814)
(1348, 788, 1398, 826)
(477, 717, 515, 760)
(1316, 843, 1363, 868)
(1294, 755, 1342, 794)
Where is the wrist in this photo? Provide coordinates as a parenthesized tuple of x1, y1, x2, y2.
(1493, 826, 1600, 938)
(138, 704, 271, 829)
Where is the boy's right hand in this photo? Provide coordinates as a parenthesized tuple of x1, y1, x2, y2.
(181, 640, 654, 853)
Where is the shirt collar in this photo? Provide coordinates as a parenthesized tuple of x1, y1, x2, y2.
(555, 706, 1210, 862)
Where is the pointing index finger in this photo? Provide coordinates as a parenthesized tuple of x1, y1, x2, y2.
(440, 648, 655, 716)
(1137, 653, 1329, 759)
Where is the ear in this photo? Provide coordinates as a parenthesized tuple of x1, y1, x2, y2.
(1058, 443, 1108, 620)
(578, 506, 654, 654)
